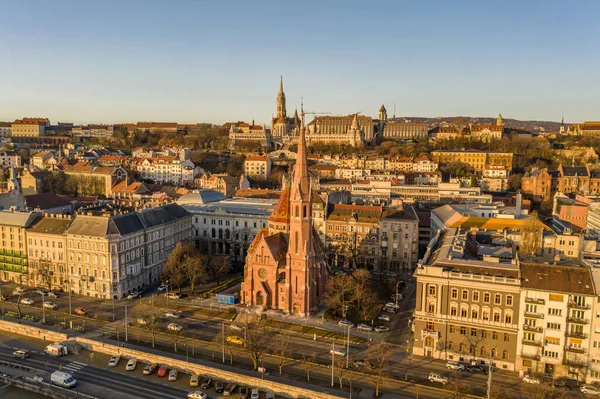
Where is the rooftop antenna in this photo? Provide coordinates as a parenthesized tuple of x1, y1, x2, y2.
(393, 103, 396, 119)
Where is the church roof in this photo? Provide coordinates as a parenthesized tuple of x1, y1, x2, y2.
(264, 233, 289, 262)
(379, 105, 386, 112)
(267, 186, 291, 223)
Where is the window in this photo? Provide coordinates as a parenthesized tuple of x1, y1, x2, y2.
(492, 332, 498, 340)
(462, 290, 468, 300)
(504, 334, 510, 342)
(482, 311, 489, 321)
(494, 294, 501, 305)
(471, 310, 478, 319)
(505, 314, 512, 324)
(450, 307, 457, 316)
(426, 322, 434, 330)
(483, 293, 490, 303)
(493, 312, 500, 322)
(502, 350, 509, 360)
(506, 295, 513, 306)
(461, 308, 467, 317)
(451, 289, 458, 299)
(428, 286, 436, 296)
(471, 328, 478, 337)
(481, 330, 488, 338)
(427, 303, 435, 313)
(449, 325, 456, 333)
(546, 322, 561, 330)
(460, 327, 466, 335)
(548, 308, 562, 316)
(491, 348, 498, 358)
(473, 291, 479, 301)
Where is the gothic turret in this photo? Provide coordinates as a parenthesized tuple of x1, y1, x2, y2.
(276, 75, 286, 120)
(378, 104, 387, 121)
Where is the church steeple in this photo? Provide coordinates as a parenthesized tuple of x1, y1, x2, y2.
(291, 114, 310, 201)
(276, 76, 287, 120)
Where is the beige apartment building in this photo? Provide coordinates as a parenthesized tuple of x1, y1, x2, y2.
(0, 210, 38, 284)
(244, 155, 272, 179)
(11, 118, 50, 137)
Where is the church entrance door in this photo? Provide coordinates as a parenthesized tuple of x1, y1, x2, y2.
(256, 291, 264, 306)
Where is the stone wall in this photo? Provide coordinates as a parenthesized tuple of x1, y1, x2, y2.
(75, 337, 343, 399)
(0, 320, 68, 343)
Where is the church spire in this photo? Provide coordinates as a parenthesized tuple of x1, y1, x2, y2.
(292, 109, 310, 200)
(276, 76, 286, 120)
(279, 75, 283, 93)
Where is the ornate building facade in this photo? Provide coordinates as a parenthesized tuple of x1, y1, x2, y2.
(240, 123, 329, 315)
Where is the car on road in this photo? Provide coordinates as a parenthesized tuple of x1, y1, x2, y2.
(523, 375, 540, 385)
(200, 378, 211, 389)
(12, 349, 30, 359)
(466, 364, 488, 375)
(338, 320, 354, 328)
(20, 298, 34, 305)
(377, 314, 390, 322)
(74, 307, 87, 316)
(330, 348, 347, 357)
(251, 388, 260, 399)
(157, 365, 168, 377)
(35, 289, 48, 296)
(43, 302, 57, 309)
(445, 360, 465, 371)
(108, 355, 120, 367)
(384, 305, 399, 313)
(167, 323, 183, 332)
(166, 292, 183, 299)
(126, 358, 137, 371)
(137, 317, 148, 325)
(215, 381, 225, 393)
(223, 382, 237, 395)
(230, 323, 242, 331)
(12, 288, 24, 296)
(189, 374, 199, 387)
(168, 369, 178, 381)
(187, 392, 208, 399)
(127, 291, 140, 300)
(47, 292, 58, 298)
(428, 372, 448, 385)
(227, 336, 244, 345)
(357, 323, 372, 331)
(165, 311, 181, 319)
(265, 393, 275, 399)
(391, 293, 403, 301)
(353, 359, 370, 368)
(157, 284, 169, 293)
(581, 385, 600, 395)
(374, 326, 390, 333)
(143, 363, 157, 375)
(239, 386, 249, 398)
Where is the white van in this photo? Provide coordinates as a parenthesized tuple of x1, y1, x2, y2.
(45, 343, 67, 357)
(51, 371, 76, 388)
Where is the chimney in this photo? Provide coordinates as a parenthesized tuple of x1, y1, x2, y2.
(515, 191, 522, 216)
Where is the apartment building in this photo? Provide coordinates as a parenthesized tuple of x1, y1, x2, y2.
(522, 168, 553, 202)
(0, 210, 39, 284)
(11, 118, 50, 137)
(26, 215, 72, 291)
(134, 157, 196, 185)
(381, 120, 428, 140)
(431, 150, 513, 172)
(64, 204, 191, 298)
(379, 206, 419, 274)
(63, 163, 127, 197)
(244, 155, 272, 179)
(516, 264, 595, 379)
(0, 151, 20, 168)
(71, 124, 114, 138)
(0, 122, 12, 138)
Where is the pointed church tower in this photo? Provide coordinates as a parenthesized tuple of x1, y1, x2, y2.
(276, 76, 287, 120)
(496, 113, 504, 126)
(559, 117, 565, 135)
(378, 105, 387, 121)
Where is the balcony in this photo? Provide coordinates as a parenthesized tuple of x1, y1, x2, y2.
(524, 312, 545, 319)
(525, 298, 545, 305)
(565, 331, 588, 339)
(564, 358, 587, 368)
(567, 317, 589, 325)
(521, 353, 540, 361)
(565, 346, 586, 355)
(568, 301, 591, 310)
(421, 329, 440, 339)
(522, 339, 543, 347)
(523, 324, 543, 333)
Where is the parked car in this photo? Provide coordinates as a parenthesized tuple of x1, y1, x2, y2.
(166, 292, 182, 299)
(265, 393, 275, 399)
(428, 372, 448, 385)
(108, 355, 120, 367)
(224, 382, 237, 395)
(356, 323, 372, 331)
(187, 392, 208, 399)
(251, 388, 260, 399)
(126, 358, 137, 371)
(581, 385, 600, 396)
(74, 307, 87, 316)
(227, 336, 244, 345)
(12, 288, 24, 296)
(377, 314, 390, 322)
(189, 374, 199, 387)
(143, 363, 157, 375)
(157, 284, 169, 293)
(523, 375, 540, 385)
(239, 386, 249, 398)
(157, 365, 168, 377)
(168, 369, 178, 381)
(43, 302, 57, 309)
(127, 291, 140, 300)
(137, 317, 148, 325)
(20, 298, 34, 305)
(374, 326, 390, 333)
(467, 365, 488, 375)
(230, 324, 242, 331)
(47, 292, 58, 298)
(167, 323, 183, 332)
(384, 305, 399, 313)
(215, 381, 225, 393)
(338, 320, 354, 328)
(165, 311, 180, 319)
(35, 289, 48, 296)
(200, 378, 212, 389)
(353, 359, 370, 368)
(445, 360, 465, 371)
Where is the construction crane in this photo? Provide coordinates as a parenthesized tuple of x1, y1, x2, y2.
(299, 97, 331, 127)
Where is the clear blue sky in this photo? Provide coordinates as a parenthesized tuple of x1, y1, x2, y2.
(0, 0, 598, 125)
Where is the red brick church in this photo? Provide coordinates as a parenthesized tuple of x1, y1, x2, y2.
(240, 122, 329, 315)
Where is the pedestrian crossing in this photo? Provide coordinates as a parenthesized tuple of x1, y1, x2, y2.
(61, 360, 87, 373)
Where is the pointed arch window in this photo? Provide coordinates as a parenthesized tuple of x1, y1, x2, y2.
(295, 206, 299, 218)
(295, 231, 299, 254)
(303, 206, 307, 218)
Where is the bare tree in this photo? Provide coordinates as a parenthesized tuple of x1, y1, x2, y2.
(170, 328, 183, 352)
(446, 369, 467, 399)
(366, 342, 395, 396)
(135, 298, 161, 347)
(323, 274, 355, 318)
(245, 320, 271, 370)
(205, 255, 231, 284)
(301, 352, 317, 382)
(333, 356, 346, 389)
(272, 331, 291, 375)
(181, 254, 207, 293)
(9, 282, 27, 318)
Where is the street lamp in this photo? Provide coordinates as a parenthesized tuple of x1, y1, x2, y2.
(165, 280, 170, 307)
(395, 281, 402, 309)
(41, 292, 46, 324)
(67, 279, 72, 315)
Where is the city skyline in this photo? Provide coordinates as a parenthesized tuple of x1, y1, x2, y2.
(1, 1, 599, 124)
